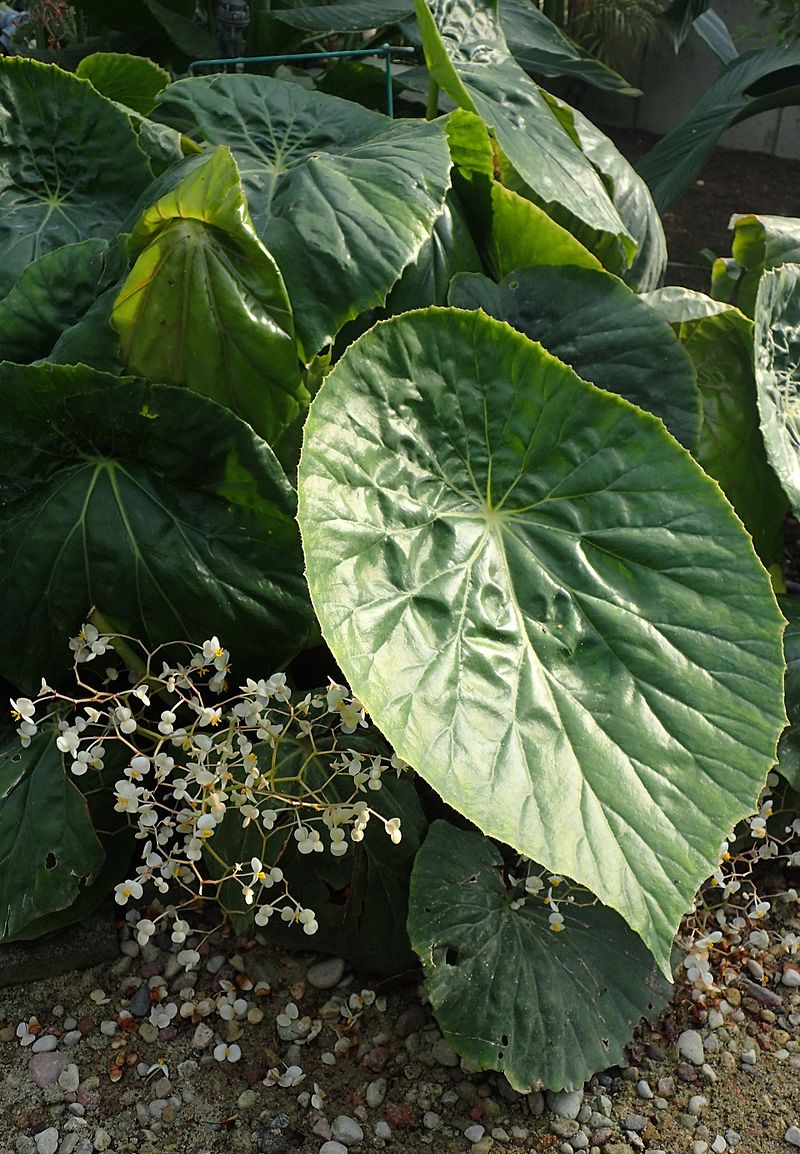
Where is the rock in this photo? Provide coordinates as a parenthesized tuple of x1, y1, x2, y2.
(330, 1116, 364, 1146)
(688, 1095, 707, 1116)
(58, 1064, 80, 1093)
(464, 1125, 486, 1143)
(35, 1129, 59, 1154)
(395, 1005, 427, 1038)
(623, 1114, 647, 1132)
(547, 1090, 584, 1120)
(32, 1035, 58, 1053)
(319, 1145, 348, 1154)
(92, 1130, 111, 1152)
(422, 1112, 440, 1130)
(307, 957, 346, 990)
(636, 1080, 653, 1100)
(128, 986, 151, 1017)
(29, 1051, 68, 1087)
(782, 968, 800, 988)
(374, 1122, 391, 1140)
(366, 1079, 387, 1109)
(678, 1031, 705, 1065)
(785, 1125, 800, 1148)
(192, 1023, 214, 1050)
(238, 1089, 257, 1110)
(431, 1038, 460, 1067)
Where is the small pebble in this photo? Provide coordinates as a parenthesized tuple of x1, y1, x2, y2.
(58, 1063, 80, 1093)
(366, 1078, 387, 1108)
(319, 1144, 348, 1154)
(623, 1114, 647, 1132)
(92, 1129, 111, 1152)
(782, 969, 800, 988)
(35, 1129, 59, 1154)
(711, 1137, 727, 1152)
(374, 1122, 391, 1140)
(330, 1115, 364, 1146)
(128, 987, 150, 1017)
(423, 1111, 440, 1130)
(547, 1090, 584, 1120)
(431, 1038, 460, 1067)
(192, 1023, 214, 1050)
(464, 1124, 486, 1143)
(678, 1030, 705, 1065)
(32, 1035, 58, 1053)
(206, 953, 226, 974)
(307, 957, 346, 990)
(636, 1080, 653, 1100)
(785, 1125, 800, 1148)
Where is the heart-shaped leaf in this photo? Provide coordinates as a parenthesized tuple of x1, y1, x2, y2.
(408, 821, 671, 1090)
(113, 147, 305, 447)
(0, 726, 105, 942)
(0, 363, 311, 692)
(449, 265, 699, 449)
(154, 74, 451, 357)
(0, 57, 152, 297)
(298, 307, 785, 973)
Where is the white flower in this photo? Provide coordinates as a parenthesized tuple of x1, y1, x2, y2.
(149, 1002, 177, 1029)
(177, 949, 201, 971)
(114, 879, 143, 906)
(114, 780, 143, 814)
(114, 706, 137, 735)
(295, 826, 323, 855)
(385, 818, 402, 845)
(136, 918, 157, 946)
(10, 697, 35, 723)
(171, 919, 190, 945)
(299, 908, 318, 936)
(127, 755, 150, 781)
(213, 1042, 241, 1063)
(276, 1002, 298, 1029)
(255, 905, 274, 926)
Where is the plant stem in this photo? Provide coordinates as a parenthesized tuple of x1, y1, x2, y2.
(88, 608, 149, 681)
(426, 77, 440, 120)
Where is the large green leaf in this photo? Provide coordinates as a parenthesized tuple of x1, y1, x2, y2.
(75, 51, 170, 115)
(713, 214, 800, 319)
(414, 0, 631, 253)
(0, 239, 124, 365)
(113, 147, 305, 447)
(755, 264, 800, 520)
(408, 821, 671, 1090)
(0, 58, 152, 298)
(500, 0, 640, 96)
(298, 307, 786, 973)
(0, 363, 312, 692)
(154, 74, 451, 357)
(386, 193, 483, 312)
(0, 727, 105, 942)
(449, 265, 699, 448)
(636, 46, 800, 214)
(209, 731, 427, 972)
(553, 101, 667, 293)
(645, 286, 787, 568)
(777, 594, 800, 791)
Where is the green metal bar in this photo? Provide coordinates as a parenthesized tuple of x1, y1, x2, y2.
(189, 44, 415, 116)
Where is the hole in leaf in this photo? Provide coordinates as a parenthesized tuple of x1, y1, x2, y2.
(445, 947, 459, 966)
(500, 1034, 509, 1046)
(323, 880, 349, 907)
(44, 853, 57, 870)
(601, 1037, 609, 1051)
(497, 1051, 504, 1060)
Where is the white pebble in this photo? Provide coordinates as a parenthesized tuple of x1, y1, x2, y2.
(707, 1009, 724, 1030)
(58, 1064, 80, 1093)
(99, 1021, 117, 1037)
(741, 1049, 757, 1066)
(374, 1122, 391, 1139)
(782, 968, 800, 988)
(636, 1079, 653, 1099)
(423, 1112, 440, 1129)
(688, 1095, 707, 1116)
(711, 1136, 727, 1152)
(465, 1124, 485, 1143)
(319, 1144, 348, 1154)
(678, 1030, 705, 1065)
(62, 1031, 82, 1048)
(331, 1115, 364, 1146)
(32, 1035, 58, 1053)
(35, 1128, 59, 1154)
(785, 1125, 800, 1148)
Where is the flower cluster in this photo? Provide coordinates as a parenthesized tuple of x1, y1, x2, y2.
(12, 625, 409, 949)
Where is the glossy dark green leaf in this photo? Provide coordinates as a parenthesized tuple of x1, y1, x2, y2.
(777, 594, 800, 790)
(387, 194, 483, 312)
(0, 239, 124, 364)
(501, 0, 640, 96)
(554, 101, 667, 293)
(636, 46, 800, 214)
(645, 286, 787, 568)
(0, 58, 152, 297)
(113, 147, 305, 446)
(0, 727, 105, 942)
(409, 821, 671, 1090)
(207, 729, 427, 972)
(298, 307, 786, 973)
(0, 363, 312, 692)
(75, 51, 170, 115)
(449, 265, 699, 448)
(414, 0, 631, 250)
(755, 264, 800, 520)
(143, 0, 218, 57)
(154, 74, 451, 357)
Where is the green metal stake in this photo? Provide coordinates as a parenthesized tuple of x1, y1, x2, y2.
(189, 44, 416, 117)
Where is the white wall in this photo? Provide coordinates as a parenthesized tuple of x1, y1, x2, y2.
(578, 0, 800, 158)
